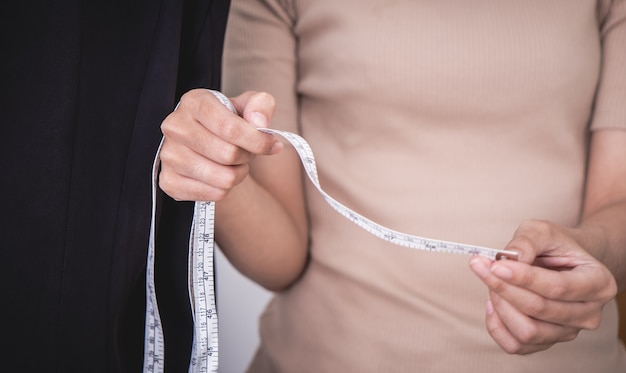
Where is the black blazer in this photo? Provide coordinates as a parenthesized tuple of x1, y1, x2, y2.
(0, 1, 229, 371)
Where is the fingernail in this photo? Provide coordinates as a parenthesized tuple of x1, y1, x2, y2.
(491, 264, 513, 280)
(249, 112, 268, 128)
(270, 141, 283, 154)
(469, 256, 490, 278)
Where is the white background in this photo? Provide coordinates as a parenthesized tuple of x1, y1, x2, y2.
(216, 248, 272, 373)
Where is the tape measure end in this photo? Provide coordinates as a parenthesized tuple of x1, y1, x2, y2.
(495, 251, 519, 261)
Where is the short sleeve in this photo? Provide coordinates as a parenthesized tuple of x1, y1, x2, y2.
(222, 0, 299, 133)
(591, 0, 626, 131)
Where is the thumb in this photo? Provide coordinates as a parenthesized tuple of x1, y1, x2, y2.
(230, 91, 276, 128)
(248, 111, 269, 129)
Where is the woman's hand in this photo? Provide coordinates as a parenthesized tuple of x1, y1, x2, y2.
(158, 89, 282, 201)
(470, 219, 617, 354)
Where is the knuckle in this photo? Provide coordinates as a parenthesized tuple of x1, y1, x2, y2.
(490, 279, 509, 294)
(208, 188, 229, 202)
(182, 89, 222, 121)
(218, 144, 241, 164)
(220, 118, 243, 140)
(160, 115, 178, 136)
(204, 164, 246, 192)
(160, 115, 173, 132)
(157, 147, 175, 164)
(180, 88, 204, 103)
(545, 281, 568, 300)
(176, 91, 195, 111)
(160, 114, 188, 139)
(525, 298, 549, 319)
(580, 313, 602, 330)
(214, 170, 238, 190)
(515, 324, 539, 345)
(515, 269, 535, 289)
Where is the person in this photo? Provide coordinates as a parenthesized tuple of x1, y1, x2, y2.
(159, 0, 626, 371)
(0, 1, 278, 372)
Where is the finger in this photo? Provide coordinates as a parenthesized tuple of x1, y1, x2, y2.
(497, 283, 600, 329)
(230, 91, 277, 129)
(505, 220, 598, 266)
(470, 256, 604, 329)
(163, 115, 259, 168)
(490, 258, 616, 303)
(160, 139, 249, 188)
(484, 298, 554, 355)
(159, 140, 249, 201)
(488, 292, 580, 352)
(177, 89, 280, 156)
(159, 170, 234, 202)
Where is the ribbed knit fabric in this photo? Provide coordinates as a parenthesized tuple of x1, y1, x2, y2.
(223, 1, 626, 372)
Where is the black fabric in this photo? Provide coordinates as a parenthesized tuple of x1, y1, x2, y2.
(0, 1, 229, 372)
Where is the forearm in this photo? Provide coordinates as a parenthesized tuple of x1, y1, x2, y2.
(215, 174, 308, 291)
(575, 198, 626, 291)
(575, 130, 626, 291)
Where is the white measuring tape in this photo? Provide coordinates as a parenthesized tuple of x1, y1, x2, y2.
(143, 92, 233, 373)
(143, 90, 518, 372)
(144, 137, 166, 373)
(258, 126, 519, 261)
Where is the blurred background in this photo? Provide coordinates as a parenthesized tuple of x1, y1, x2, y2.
(216, 248, 272, 373)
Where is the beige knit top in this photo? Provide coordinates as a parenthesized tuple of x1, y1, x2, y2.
(223, 0, 626, 372)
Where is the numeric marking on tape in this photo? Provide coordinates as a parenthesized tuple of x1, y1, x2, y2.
(145, 137, 165, 373)
(188, 200, 219, 373)
(145, 186, 220, 373)
(143, 90, 235, 373)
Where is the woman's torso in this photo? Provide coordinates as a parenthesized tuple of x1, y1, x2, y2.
(227, 1, 626, 371)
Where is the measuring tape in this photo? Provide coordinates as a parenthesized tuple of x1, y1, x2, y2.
(145, 178, 219, 373)
(144, 136, 166, 373)
(143, 92, 234, 373)
(143, 90, 518, 372)
(256, 126, 519, 261)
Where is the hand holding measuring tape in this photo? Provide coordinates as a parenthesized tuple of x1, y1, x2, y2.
(145, 90, 518, 372)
